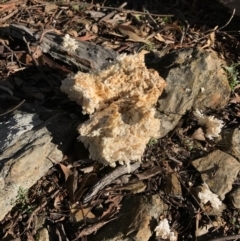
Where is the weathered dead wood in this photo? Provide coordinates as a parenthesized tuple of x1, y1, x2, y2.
(0, 24, 117, 71)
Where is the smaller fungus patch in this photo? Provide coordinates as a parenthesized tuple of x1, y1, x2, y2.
(194, 109, 224, 140)
(62, 34, 78, 52)
(198, 182, 222, 210)
(155, 218, 177, 240)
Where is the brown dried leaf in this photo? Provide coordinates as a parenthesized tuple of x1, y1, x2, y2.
(67, 30, 78, 38)
(77, 33, 97, 41)
(101, 195, 122, 220)
(91, 24, 98, 34)
(118, 24, 148, 43)
(44, 3, 58, 13)
(7, 62, 20, 72)
(136, 166, 162, 180)
(66, 10, 73, 17)
(102, 41, 120, 49)
(209, 31, 215, 46)
(115, 181, 146, 194)
(154, 33, 166, 43)
(70, 204, 96, 224)
(191, 128, 206, 141)
(230, 93, 240, 103)
(113, 13, 127, 21)
(75, 218, 117, 238)
(85, 10, 105, 18)
(59, 163, 73, 181)
(139, 24, 151, 37)
(79, 166, 94, 173)
(0, 45, 3, 54)
(234, 84, 240, 90)
(0, 1, 20, 13)
(164, 162, 182, 196)
(26, 232, 35, 241)
(65, 171, 76, 203)
(54, 195, 62, 210)
(0, 38, 9, 45)
(85, 23, 91, 31)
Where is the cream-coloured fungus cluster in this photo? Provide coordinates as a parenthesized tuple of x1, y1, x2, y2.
(61, 53, 166, 168)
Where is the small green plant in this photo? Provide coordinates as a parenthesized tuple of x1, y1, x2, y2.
(15, 187, 34, 214)
(145, 42, 155, 51)
(162, 16, 171, 23)
(224, 63, 240, 90)
(182, 138, 195, 151)
(71, 3, 88, 11)
(148, 138, 158, 146)
(34, 233, 40, 241)
(72, 4, 79, 11)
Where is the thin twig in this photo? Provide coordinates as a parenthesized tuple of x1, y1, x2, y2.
(218, 8, 235, 31)
(0, 9, 18, 23)
(1, 43, 23, 68)
(99, 2, 127, 23)
(22, 36, 39, 66)
(175, 172, 214, 227)
(73, 216, 118, 240)
(97, 4, 174, 17)
(31, 28, 60, 57)
(190, 9, 235, 45)
(167, 154, 182, 165)
(201, 233, 240, 241)
(82, 162, 140, 203)
(0, 99, 25, 117)
(38, 28, 60, 44)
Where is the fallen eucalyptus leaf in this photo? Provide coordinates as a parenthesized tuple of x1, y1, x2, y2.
(118, 24, 148, 43)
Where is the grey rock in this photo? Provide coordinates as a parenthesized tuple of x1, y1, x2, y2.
(192, 150, 240, 200)
(146, 48, 231, 138)
(89, 195, 168, 241)
(217, 128, 240, 162)
(0, 111, 77, 221)
(0, 111, 42, 152)
(227, 187, 240, 209)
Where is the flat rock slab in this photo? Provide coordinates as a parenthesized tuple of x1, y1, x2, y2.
(89, 195, 168, 241)
(217, 128, 240, 161)
(227, 187, 240, 209)
(0, 111, 78, 221)
(146, 48, 231, 138)
(192, 150, 240, 200)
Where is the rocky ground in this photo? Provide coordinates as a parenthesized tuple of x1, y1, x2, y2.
(0, 0, 240, 240)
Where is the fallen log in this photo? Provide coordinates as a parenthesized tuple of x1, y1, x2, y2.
(0, 24, 117, 71)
